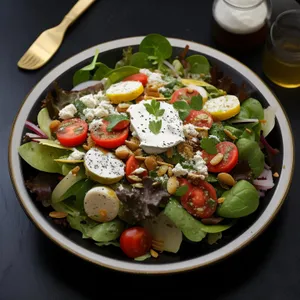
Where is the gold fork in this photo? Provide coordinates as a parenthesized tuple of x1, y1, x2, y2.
(17, 0, 96, 70)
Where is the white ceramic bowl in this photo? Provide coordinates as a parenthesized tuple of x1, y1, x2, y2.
(9, 37, 294, 274)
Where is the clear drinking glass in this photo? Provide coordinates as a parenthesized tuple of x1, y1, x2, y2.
(263, 10, 300, 88)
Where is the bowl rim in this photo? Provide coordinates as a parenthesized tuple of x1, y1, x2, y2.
(9, 36, 295, 274)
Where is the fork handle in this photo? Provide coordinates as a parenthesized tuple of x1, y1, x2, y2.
(60, 0, 96, 28)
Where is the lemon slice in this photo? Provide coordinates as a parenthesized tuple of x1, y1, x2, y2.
(106, 81, 144, 104)
(203, 95, 240, 121)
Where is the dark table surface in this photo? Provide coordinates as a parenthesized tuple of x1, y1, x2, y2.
(1, 0, 300, 299)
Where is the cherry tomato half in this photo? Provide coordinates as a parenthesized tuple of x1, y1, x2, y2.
(178, 178, 194, 203)
(120, 227, 152, 258)
(185, 110, 213, 129)
(202, 141, 238, 173)
(90, 120, 128, 149)
(169, 88, 199, 104)
(181, 181, 217, 219)
(123, 73, 148, 86)
(125, 155, 148, 182)
(56, 118, 88, 147)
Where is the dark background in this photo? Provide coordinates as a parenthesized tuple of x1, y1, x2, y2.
(1, 0, 300, 299)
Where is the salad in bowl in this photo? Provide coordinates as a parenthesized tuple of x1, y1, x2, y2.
(18, 34, 280, 261)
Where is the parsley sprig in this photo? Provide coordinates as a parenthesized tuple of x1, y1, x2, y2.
(173, 95, 203, 120)
(144, 100, 165, 134)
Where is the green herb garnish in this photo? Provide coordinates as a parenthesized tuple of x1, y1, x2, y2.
(149, 120, 162, 135)
(105, 114, 129, 132)
(174, 185, 189, 197)
(200, 137, 218, 154)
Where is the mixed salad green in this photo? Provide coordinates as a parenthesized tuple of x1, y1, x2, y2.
(19, 34, 279, 260)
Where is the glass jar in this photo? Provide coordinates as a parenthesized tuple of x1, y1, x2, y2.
(212, 0, 272, 52)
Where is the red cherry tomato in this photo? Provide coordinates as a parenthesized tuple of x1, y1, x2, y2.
(112, 120, 130, 131)
(202, 141, 238, 173)
(185, 110, 213, 129)
(178, 178, 194, 202)
(120, 227, 152, 258)
(181, 181, 217, 219)
(125, 155, 148, 182)
(169, 88, 199, 104)
(56, 118, 88, 147)
(90, 120, 128, 149)
(123, 74, 148, 86)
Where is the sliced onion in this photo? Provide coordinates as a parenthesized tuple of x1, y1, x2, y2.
(233, 174, 249, 181)
(163, 60, 180, 78)
(230, 119, 259, 124)
(264, 162, 271, 170)
(25, 120, 48, 139)
(71, 80, 102, 91)
(25, 132, 45, 139)
(259, 191, 265, 197)
(253, 169, 274, 190)
(260, 134, 280, 155)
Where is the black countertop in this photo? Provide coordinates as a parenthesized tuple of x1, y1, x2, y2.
(1, 0, 300, 299)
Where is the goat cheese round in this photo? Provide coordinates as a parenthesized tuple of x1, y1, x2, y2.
(128, 100, 184, 154)
(84, 147, 125, 184)
(84, 186, 120, 222)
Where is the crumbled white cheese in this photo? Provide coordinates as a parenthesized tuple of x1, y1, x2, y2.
(140, 69, 166, 85)
(209, 135, 220, 142)
(89, 119, 103, 131)
(83, 100, 116, 121)
(128, 100, 184, 154)
(172, 163, 188, 177)
(189, 151, 208, 180)
(79, 94, 99, 108)
(59, 104, 77, 120)
(158, 87, 167, 93)
(95, 90, 109, 101)
(68, 149, 85, 160)
(132, 167, 146, 175)
(183, 124, 199, 138)
(155, 174, 169, 183)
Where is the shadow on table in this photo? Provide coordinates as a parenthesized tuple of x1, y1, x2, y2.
(34, 200, 287, 298)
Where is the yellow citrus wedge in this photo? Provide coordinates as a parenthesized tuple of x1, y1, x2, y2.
(106, 81, 144, 104)
(203, 95, 240, 121)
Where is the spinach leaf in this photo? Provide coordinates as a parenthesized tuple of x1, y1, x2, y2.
(18, 142, 69, 174)
(105, 66, 139, 84)
(217, 180, 259, 218)
(139, 34, 172, 62)
(235, 98, 264, 120)
(236, 138, 265, 178)
(240, 129, 256, 141)
(73, 70, 90, 87)
(73, 50, 99, 86)
(186, 55, 210, 75)
(209, 122, 227, 142)
(130, 52, 152, 68)
(223, 125, 243, 139)
(60, 179, 94, 211)
(93, 63, 112, 80)
(164, 199, 207, 242)
(67, 215, 124, 242)
(51, 201, 81, 217)
(174, 185, 189, 197)
(37, 108, 53, 139)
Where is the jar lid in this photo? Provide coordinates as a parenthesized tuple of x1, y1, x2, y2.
(224, 0, 265, 9)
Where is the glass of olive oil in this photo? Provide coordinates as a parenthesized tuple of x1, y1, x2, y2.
(263, 9, 300, 88)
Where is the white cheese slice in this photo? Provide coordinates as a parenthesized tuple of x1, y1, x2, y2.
(128, 100, 184, 154)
